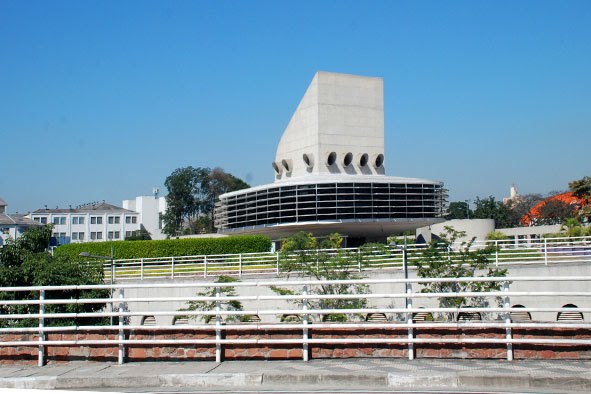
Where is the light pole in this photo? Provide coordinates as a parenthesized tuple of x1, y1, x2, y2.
(80, 246, 115, 325)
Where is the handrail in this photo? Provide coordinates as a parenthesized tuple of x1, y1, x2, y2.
(99, 235, 591, 281)
(1, 274, 590, 365)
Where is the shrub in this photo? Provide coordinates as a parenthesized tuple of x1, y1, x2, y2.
(485, 231, 509, 240)
(54, 235, 271, 260)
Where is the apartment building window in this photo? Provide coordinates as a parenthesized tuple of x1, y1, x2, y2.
(108, 216, 121, 224)
(125, 231, 132, 238)
(2, 228, 10, 235)
(34, 217, 48, 224)
(72, 232, 78, 240)
(91, 232, 102, 240)
(126, 216, 138, 224)
(107, 231, 121, 240)
(91, 216, 103, 225)
(52, 217, 66, 225)
(72, 217, 85, 225)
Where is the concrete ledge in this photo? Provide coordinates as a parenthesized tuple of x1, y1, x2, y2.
(388, 372, 458, 389)
(0, 376, 57, 390)
(1, 360, 590, 393)
(263, 372, 388, 387)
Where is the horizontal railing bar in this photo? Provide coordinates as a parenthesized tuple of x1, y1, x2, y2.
(3, 306, 591, 320)
(3, 290, 590, 306)
(2, 337, 591, 347)
(2, 321, 590, 334)
(3, 275, 591, 292)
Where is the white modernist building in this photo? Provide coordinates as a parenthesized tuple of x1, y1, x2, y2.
(215, 72, 447, 244)
(122, 193, 167, 240)
(29, 202, 141, 244)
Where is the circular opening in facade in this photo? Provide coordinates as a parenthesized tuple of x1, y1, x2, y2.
(359, 153, 369, 167)
(375, 154, 384, 168)
(327, 152, 337, 166)
(282, 159, 291, 172)
(272, 162, 281, 174)
(343, 152, 353, 167)
(303, 153, 313, 169)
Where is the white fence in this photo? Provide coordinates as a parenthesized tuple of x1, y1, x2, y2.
(103, 236, 591, 281)
(1, 275, 590, 366)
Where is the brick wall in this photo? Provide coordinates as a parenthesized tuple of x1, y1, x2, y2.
(1, 326, 589, 365)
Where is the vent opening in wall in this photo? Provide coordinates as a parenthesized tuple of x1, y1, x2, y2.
(303, 153, 313, 169)
(343, 152, 353, 167)
(375, 154, 384, 168)
(327, 152, 337, 166)
(359, 153, 369, 167)
(272, 162, 281, 175)
(281, 159, 291, 173)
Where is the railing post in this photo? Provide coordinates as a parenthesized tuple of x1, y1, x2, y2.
(204, 256, 208, 278)
(38, 289, 45, 367)
(302, 285, 309, 361)
(503, 281, 513, 361)
(357, 248, 362, 273)
(171, 256, 175, 279)
(544, 238, 548, 265)
(140, 258, 144, 280)
(239, 254, 243, 278)
(495, 240, 499, 267)
(276, 252, 280, 276)
(215, 286, 222, 363)
(118, 287, 125, 365)
(111, 261, 116, 283)
(406, 271, 414, 360)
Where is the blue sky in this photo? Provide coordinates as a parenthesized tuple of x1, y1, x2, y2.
(1, 1, 590, 213)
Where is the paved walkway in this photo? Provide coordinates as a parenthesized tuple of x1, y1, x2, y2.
(0, 358, 590, 392)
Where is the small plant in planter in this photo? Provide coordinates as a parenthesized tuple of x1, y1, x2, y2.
(179, 275, 243, 323)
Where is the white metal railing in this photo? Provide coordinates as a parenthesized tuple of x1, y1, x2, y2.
(101, 236, 591, 281)
(1, 275, 590, 366)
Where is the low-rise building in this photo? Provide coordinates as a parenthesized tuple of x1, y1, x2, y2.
(29, 201, 141, 245)
(0, 198, 39, 246)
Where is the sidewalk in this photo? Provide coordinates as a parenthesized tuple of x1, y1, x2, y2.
(0, 358, 590, 392)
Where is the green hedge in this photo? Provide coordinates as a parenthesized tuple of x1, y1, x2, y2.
(55, 235, 272, 260)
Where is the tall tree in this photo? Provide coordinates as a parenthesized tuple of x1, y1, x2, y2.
(537, 199, 576, 225)
(445, 201, 472, 219)
(569, 176, 591, 222)
(506, 193, 544, 226)
(162, 166, 249, 236)
(472, 196, 513, 228)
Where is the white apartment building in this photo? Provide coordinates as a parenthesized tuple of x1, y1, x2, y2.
(122, 193, 167, 240)
(29, 201, 141, 245)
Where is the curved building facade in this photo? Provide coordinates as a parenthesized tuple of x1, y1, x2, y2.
(215, 72, 447, 241)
